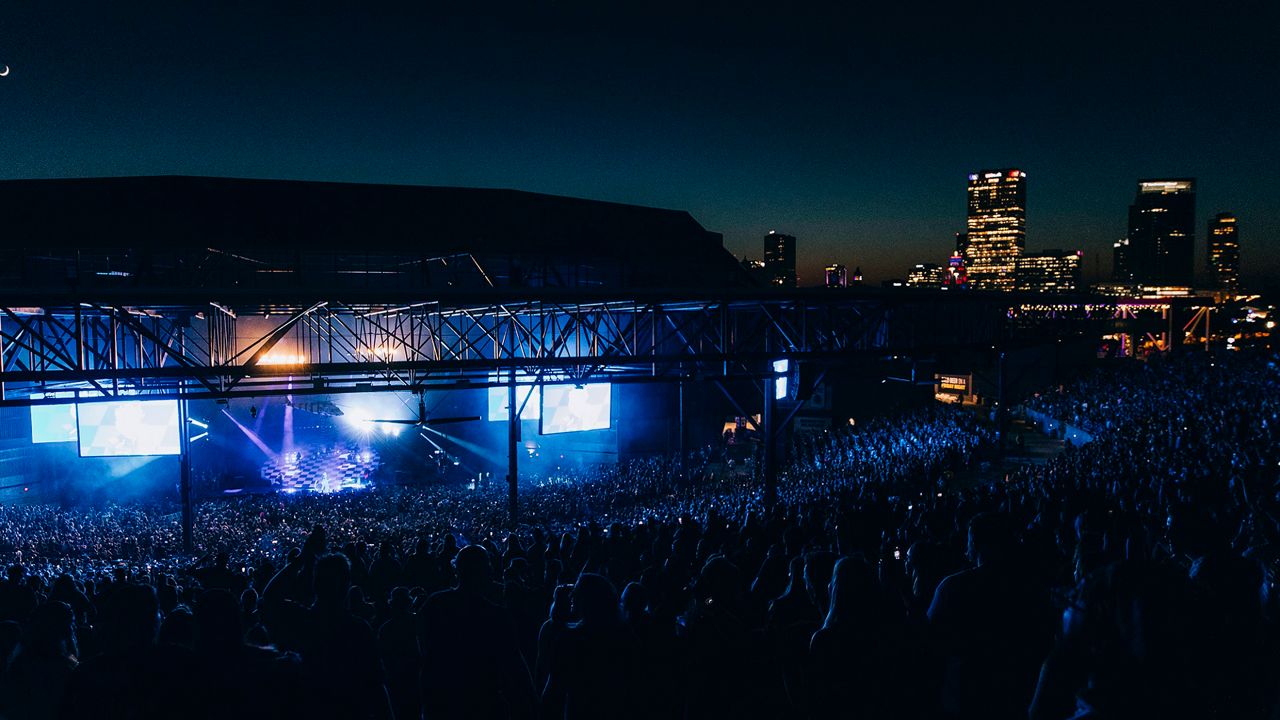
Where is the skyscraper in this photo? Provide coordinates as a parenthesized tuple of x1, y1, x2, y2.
(1126, 179, 1195, 287)
(824, 263, 847, 288)
(965, 169, 1026, 291)
(1112, 237, 1133, 282)
(1207, 213, 1240, 292)
(906, 263, 944, 288)
(1016, 250, 1083, 293)
(763, 231, 797, 287)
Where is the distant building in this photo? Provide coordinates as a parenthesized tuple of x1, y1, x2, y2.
(740, 257, 769, 285)
(954, 231, 969, 255)
(851, 266, 864, 284)
(965, 169, 1026, 291)
(906, 263, 944, 288)
(824, 263, 848, 288)
(1112, 237, 1133, 282)
(1016, 249, 1082, 293)
(1207, 213, 1240, 291)
(1091, 281, 1138, 297)
(943, 252, 969, 288)
(763, 231, 797, 287)
(1126, 179, 1195, 287)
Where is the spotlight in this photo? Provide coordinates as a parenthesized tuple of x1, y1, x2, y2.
(249, 405, 258, 419)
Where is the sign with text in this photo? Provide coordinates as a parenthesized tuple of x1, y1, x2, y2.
(935, 374, 971, 395)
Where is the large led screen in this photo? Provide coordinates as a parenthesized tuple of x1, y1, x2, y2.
(540, 383, 611, 434)
(77, 400, 182, 457)
(30, 404, 78, 444)
(487, 383, 541, 422)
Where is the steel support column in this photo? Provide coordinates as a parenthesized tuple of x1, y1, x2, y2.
(763, 373, 777, 509)
(677, 379, 686, 483)
(179, 396, 194, 554)
(507, 369, 519, 526)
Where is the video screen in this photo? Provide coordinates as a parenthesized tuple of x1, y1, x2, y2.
(540, 383, 611, 434)
(30, 404, 79, 444)
(77, 400, 182, 457)
(487, 382, 541, 422)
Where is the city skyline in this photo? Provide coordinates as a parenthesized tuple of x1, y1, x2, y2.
(0, 4, 1276, 287)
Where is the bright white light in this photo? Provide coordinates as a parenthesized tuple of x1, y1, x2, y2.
(773, 359, 789, 400)
(341, 408, 376, 435)
(541, 383, 611, 434)
(188, 418, 208, 430)
(260, 351, 306, 366)
(31, 404, 78, 444)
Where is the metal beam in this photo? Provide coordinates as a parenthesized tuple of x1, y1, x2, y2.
(0, 291, 1014, 406)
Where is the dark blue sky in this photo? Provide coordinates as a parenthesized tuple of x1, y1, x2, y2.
(3, 3, 1277, 285)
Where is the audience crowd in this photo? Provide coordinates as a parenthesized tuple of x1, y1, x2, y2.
(0, 350, 1275, 719)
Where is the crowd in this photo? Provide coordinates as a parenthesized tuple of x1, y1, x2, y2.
(0, 350, 1275, 719)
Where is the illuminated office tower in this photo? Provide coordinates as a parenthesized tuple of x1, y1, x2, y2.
(1112, 237, 1133, 282)
(824, 263, 848, 288)
(1016, 249, 1082, 293)
(1126, 179, 1195, 287)
(965, 169, 1026, 291)
(1207, 213, 1239, 291)
(763, 231, 797, 287)
(906, 263, 944, 288)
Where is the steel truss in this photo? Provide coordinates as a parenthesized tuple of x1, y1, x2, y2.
(0, 290, 1002, 405)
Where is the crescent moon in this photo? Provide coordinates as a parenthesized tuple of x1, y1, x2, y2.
(0, 66, 9, 77)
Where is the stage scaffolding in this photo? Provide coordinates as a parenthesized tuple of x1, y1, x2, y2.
(0, 287, 1199, 543)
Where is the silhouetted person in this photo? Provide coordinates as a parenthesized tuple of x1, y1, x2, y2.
(767, 555, 819, 630)
(418, 544, 536, 719)
(63, 583, 198, 719)
(191, 588, 302, 719)
(682, 556, 781, 718)
(192, 551, 236, 590)
(369, 541, 402, 606)
(262, 531, 391, 720)
(767, 554, 821, 709)
(378, 587, 421, 720)
(1030, 561, 1212, 720)
(541, 573, 638, 719)
(0, 565, 37, 622)
(0, 601, 78, 720)
(809, 557, 917, 718)
(49, 574, 93, 627)
(928, 512, 1053, 720)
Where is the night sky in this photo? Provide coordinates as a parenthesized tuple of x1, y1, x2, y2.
(3, 3, 1278, 286)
